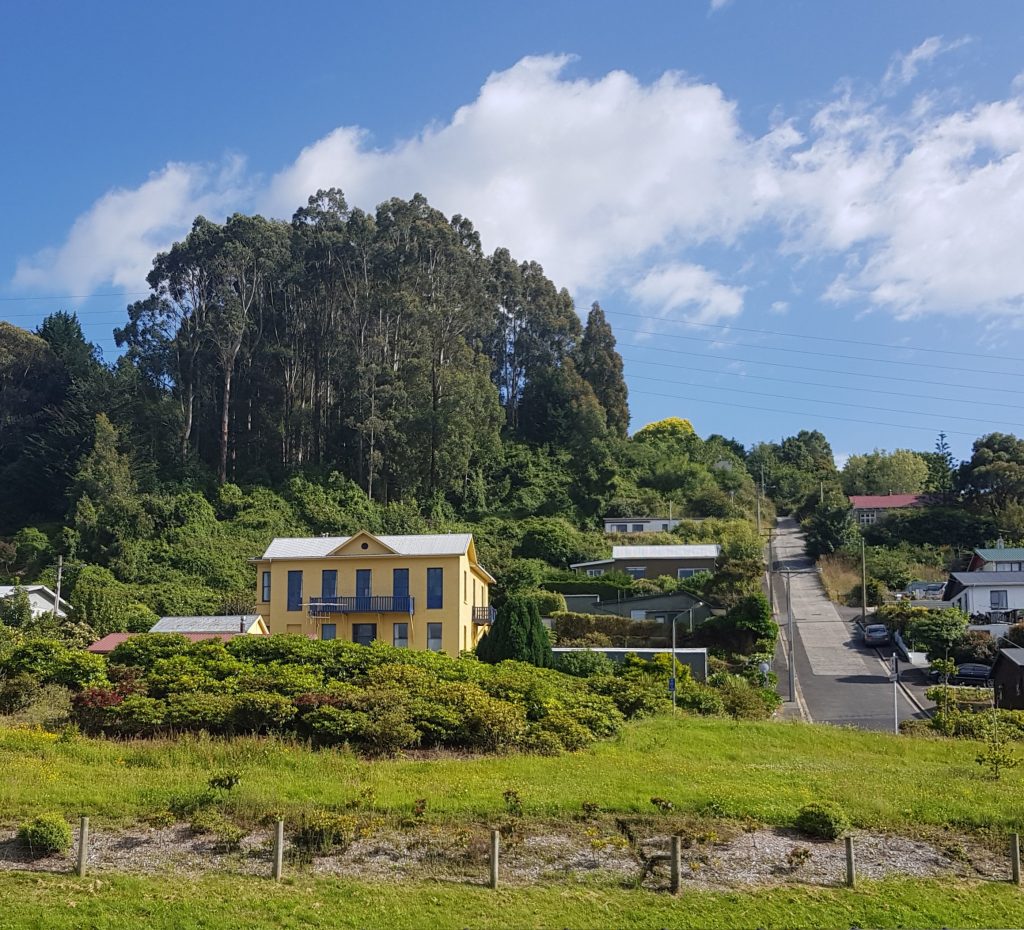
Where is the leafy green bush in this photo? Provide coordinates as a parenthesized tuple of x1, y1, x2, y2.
(552, 650, 615, 678)
(794, 802, 851, 839)
(0, 672, 40, 714)
(294, 811, 359, 854)
(18, 813, 72, 858)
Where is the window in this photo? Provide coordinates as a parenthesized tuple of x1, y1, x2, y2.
(626, 567, 646, 579)
(464, 570, 468, 603)
(662, 524, 669, 531)
(287, 570, 303, 612)
(630, 609, 646, 620)
(356, 569, 371, 609)
(427, 568, 443, 609)
(261, 571, 271, 603)
(321, 569, 337, 601)
(352, 623, 377, 646)
(393, 622, 409, 648)
(991, 590, 1009, 610)
(321, 623, 336, 641)
(615, 523, 628, 533)
(393, 568, 409, 605)
(677, 568, 696, 579)
(997, 562, 1012, 571)
(586, 568, 605, 578)
(858, 511, 876, 526)
(632, 523, 644, 532)
(427, 622, 443, 652)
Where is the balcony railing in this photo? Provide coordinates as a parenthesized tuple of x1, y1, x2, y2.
(473, 605, 496, 624)
(309, 595, 414, 616)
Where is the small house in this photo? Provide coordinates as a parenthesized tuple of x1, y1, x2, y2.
(848, 494, 922, 527)
(993, 648, 1024, 710)
(0, 585, 71, 619)
(151, 615, 269, 636)
(602, 517, 681, 534)
(570, 545, 719, 580)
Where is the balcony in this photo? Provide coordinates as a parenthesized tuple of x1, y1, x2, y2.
(473, 605, 496, 625)
(309, 595, 414, 616)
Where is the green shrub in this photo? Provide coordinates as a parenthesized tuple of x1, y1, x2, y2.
(231, 693, 295, 733)
(18, 813, 72, 858)
(552, 650, 615, 678)
(0, 673, 40, 714)
(794, 802, 851, 839)
(294, 810, 359, 855)
(189, 808, 245, 852)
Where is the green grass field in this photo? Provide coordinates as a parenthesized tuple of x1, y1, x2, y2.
(1, 714, 1021, 832)
(1, 872, 1021, 929)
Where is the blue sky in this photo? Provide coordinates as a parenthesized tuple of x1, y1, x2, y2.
(4, 1, 1024, 464)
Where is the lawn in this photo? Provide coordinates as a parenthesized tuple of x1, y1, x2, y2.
(1, 872, 1021, 929)
(1, 715, 1021, 833)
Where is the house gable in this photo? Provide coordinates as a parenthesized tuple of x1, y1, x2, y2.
(328, 531, 398, 557)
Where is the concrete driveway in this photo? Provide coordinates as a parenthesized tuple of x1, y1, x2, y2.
(771, 517, 930, 731)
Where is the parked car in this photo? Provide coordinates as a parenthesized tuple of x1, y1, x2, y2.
(930, 663, 993, 686)
(862, 623, 891, 647)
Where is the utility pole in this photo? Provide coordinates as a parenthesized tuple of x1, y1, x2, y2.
(892, 653, 899, 735)
(819, 480, 824, 506)
(861, 537, 867, 626)
(54, 555, 63, 617)
(670, 614, 677, 713)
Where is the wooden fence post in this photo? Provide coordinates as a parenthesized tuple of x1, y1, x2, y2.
(670, 835, 681, 895)
(272, 820, 284, 881)
(489, 830, 500, 889)
(1012, 833, 1021, 887)
(75, 816, 89, 877)
(845, 836, 856, 888)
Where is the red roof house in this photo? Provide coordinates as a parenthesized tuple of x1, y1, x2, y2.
(848, 494, 922, 527)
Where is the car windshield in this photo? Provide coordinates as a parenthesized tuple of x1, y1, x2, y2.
(866, 625, 887, 633)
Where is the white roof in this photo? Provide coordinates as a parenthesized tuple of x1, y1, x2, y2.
(260, 533, 474, 560)
(152, 615, 261, 633)
(0, 585, 71, 611)
(611, 545, 720, 560)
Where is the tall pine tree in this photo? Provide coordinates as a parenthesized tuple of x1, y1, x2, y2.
(575, 302, 629, 438)
(476, 594, 552, 667)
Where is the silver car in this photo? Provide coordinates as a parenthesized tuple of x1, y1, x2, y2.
(863, 623, 891, 646)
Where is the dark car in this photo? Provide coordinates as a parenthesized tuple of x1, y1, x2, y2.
(862, 623, 891, 646)
(931, 663, 993, 686)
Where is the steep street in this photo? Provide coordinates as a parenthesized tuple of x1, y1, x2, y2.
(771, 517, 928, 731)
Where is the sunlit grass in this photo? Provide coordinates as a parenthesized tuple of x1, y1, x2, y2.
(1, 715, 1021, 833)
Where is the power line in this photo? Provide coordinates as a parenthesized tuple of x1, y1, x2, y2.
(615, 328, 1024, 396)
(618, 348, 1024, 412)
(627, 372, 1024, 430)
(0, 292, 149, 302)
(604, 307, 1024, 364)
(612, 320, 1023, 378)
(629, 388, 980, 438)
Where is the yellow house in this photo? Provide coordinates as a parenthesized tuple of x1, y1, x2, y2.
(251, 531, 495, 656)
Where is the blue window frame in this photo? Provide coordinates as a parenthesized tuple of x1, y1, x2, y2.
(287, 570, 303, 612)
(427, 568, 443, 609)
(427, 622, 443, 652)
(393, 568, 409, 598)
(261, 571, 271, 603)
(321, 569, 337, 603)
(321, 623, 336, 641)
(355, 569, 371, 610)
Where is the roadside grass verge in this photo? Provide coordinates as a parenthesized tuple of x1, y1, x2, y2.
(1, 715, 1022, 834)
(0, 872, 1021, 930)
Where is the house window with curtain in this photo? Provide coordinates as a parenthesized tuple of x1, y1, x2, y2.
(427, 568, 443, 609)
(626, 567, 645, 579)
(321, 569, 337, 603)
(991, 590, 1009, 610)
(427, 622, 443, 651)
(261, 571, 271, 603)
(321, 623, 336, 640)
(393, 622, 409, 648)
(287, 571, 303, 611)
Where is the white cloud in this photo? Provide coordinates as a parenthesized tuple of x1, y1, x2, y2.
(708, 0, 733, 12)
(770, 300, 789, 314)
(631, 262, 745, 323)
(15, 49, 1024, 324)
(14, 158, 248, 293)
(265, 55, 765, 293)
(883, 36, 970, 91)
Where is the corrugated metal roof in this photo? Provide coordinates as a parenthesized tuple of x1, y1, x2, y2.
(950, 572, 1024, 586)
(975, 548, 1024, 561)
(611, 545, 720, 559)
(152, 615, 261, 633)
(848, 494, 921, 509)
(260, 533, 473, 559)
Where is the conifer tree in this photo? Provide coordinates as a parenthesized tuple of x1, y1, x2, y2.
(576, 302, 630, 438)
(475, 594, 552, 667)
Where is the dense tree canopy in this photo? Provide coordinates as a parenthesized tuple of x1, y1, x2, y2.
(841, 449, 930, 496)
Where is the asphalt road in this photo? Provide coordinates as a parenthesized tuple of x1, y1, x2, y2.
(770, 517, 930, 731)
